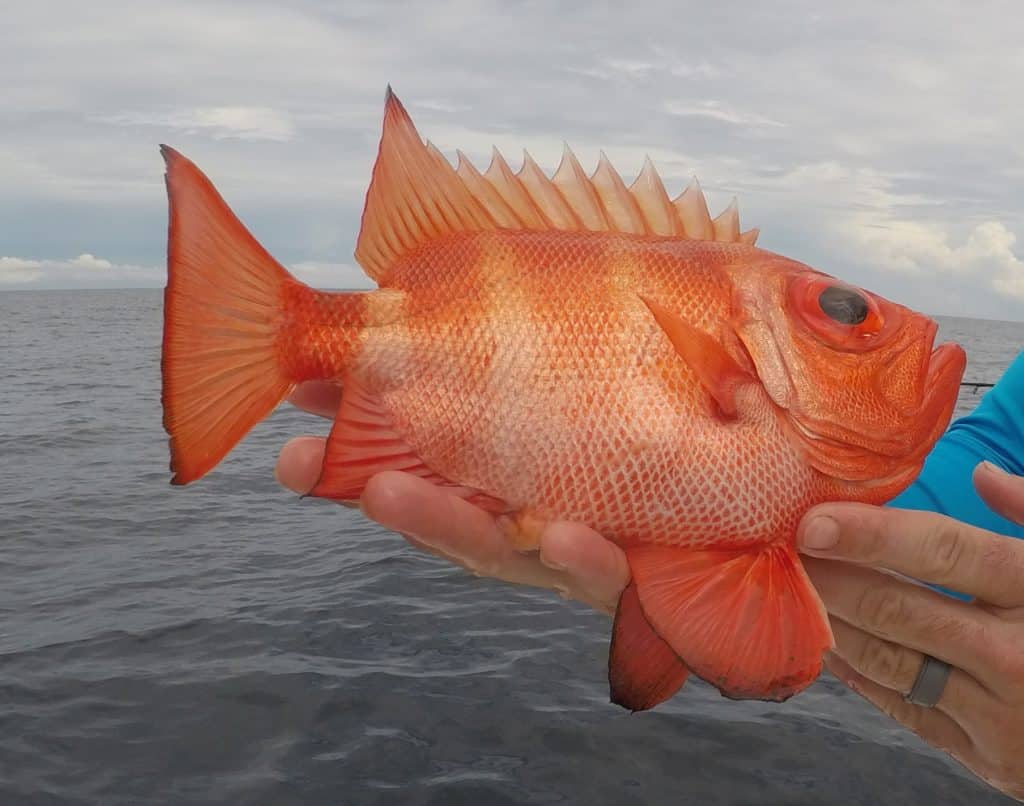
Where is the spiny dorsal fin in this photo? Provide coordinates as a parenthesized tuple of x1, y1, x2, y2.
(355, 88, 495, 280)
(355, 89, 759, 282)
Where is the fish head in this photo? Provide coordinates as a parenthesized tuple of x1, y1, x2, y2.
(730, 255, 966, 492)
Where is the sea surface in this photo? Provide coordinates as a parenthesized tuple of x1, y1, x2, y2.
(2, 289, 1021, 806)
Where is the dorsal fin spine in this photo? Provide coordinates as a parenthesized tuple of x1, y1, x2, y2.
(593, 151, 647, 234)
(486, 149, 548, 228)
(629, 157, 680, 236)
(553, 144, 611, 230)
(456, 150, 522, 227)
(520, 150, 579, 229)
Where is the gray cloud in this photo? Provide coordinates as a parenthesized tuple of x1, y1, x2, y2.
(2, 0, 1023, 319)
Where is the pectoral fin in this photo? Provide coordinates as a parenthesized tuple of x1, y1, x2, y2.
(640, 296, 754, 418)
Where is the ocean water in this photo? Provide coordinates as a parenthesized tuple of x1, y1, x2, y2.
(1, 289, 1021, 806)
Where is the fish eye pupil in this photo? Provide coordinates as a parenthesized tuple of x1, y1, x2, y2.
(818, 286, 869, 325)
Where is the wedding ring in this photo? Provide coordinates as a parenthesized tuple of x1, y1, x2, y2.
(905, 655, 952, 708)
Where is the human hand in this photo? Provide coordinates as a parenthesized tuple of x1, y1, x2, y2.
(274, 381, 630, 615)
(797, 461, 1024, 801)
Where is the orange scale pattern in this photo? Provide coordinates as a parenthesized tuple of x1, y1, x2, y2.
(333, 229, 822, 552)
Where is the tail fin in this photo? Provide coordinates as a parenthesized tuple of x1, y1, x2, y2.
(161, 145, 297, 485)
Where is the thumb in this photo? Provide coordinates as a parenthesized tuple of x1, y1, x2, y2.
(973, 461, 1024, 525)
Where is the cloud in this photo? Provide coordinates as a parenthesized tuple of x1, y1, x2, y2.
(848, 219, 1024, 302)
(289, 261, 373, 289)
(0, 256, 45, 283)
(100, 107, 296, 142)
(663, 100, 786, 129)
(566, 54, 720, 83)
(0, 253, 375, 291)
(855, 219, 1017, 276)
(0, 254, 161, 288)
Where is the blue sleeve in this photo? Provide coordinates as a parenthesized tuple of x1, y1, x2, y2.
(889, 350, 1024, 539)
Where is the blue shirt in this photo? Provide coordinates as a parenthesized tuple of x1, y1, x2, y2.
(890, 350, 1024, 539)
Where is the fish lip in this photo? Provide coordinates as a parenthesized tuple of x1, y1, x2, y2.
(924, 340, 966, 394)
(892, 319, 961, 411)
(911, 338, 967, 460)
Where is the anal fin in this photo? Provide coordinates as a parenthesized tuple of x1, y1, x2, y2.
(609, 581, 689, 711)
(628, 542, 833, 702)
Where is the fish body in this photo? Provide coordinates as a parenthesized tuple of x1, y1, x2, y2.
(161, 90, 965, 709)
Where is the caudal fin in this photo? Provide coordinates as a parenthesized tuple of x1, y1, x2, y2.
(626, 542, 833, 702)
(161, 146, 296, 485)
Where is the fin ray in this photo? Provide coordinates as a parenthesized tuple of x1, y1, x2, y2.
(628, 542, 833, 701)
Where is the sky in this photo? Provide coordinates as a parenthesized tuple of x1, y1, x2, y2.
(3, 0, 1024, 320)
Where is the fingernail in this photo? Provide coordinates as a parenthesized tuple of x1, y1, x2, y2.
(980, 460, 1008, 476)
(799, 516, 840, 552)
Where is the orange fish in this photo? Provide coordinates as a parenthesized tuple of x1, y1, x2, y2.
(161, 89, 966, 710)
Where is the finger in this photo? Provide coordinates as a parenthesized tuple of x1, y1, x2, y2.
(275, 436, 327, 494)
(798, 502, 1024, 608)
(539, 522, 630, 615)
(824, 653, 972, 759)
(973, 461, 1024, 525)
(360, 472, 567, 591)
(829, 617, 990, 722)
(287, 381, 342, 419)
(803, 558, 1002, 689)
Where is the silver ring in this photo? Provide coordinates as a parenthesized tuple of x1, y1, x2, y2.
(905, 655, 952, 708)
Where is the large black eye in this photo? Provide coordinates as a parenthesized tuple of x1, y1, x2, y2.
(819, 286, 869, 325)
